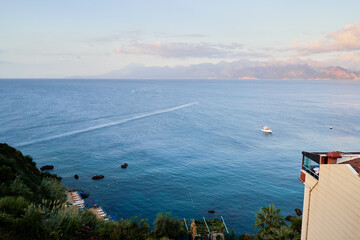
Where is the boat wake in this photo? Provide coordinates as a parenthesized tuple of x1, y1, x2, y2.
(16, 102, 198, 147)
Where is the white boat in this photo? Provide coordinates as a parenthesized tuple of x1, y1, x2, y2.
(261, 126, 272, 133)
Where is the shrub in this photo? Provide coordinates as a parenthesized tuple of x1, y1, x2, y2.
(153, 212, 181, 239)
(42, 206, 99, 239)
(97, 220, 117, 238)
(39, 178, 66, 203)
(0, 196, 30, 217)
(110, 217, 150, 240)
(16, 205, 46, 240)
(0, 212, 15, 230)
(290, 216, 302, 234)
(9, 177, 33, 199)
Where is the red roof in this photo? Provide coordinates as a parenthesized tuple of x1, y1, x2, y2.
(326, 151, 342, 158)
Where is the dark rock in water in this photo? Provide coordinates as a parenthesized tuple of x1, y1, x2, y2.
(286, 215, 295, 221)
(295, 208, 302, 216)
(92, 175, 104, 180)
(121, 163, 128, 169)
(208, 210, 215, 214)
(74, 175, 79, 179)
(40, 165, 54, 171)
(80, 193, 89, 199)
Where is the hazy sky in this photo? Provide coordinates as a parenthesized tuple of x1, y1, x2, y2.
(1, 0, 360, 77)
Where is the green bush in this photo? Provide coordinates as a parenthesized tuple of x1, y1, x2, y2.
(0, 196, 30, 217)
(272, 225, 300, 240)
(153, 212, 181, 239)
(39, 178, 66, 203)
(110, 217, 150, 240)
(16, 205, 46, 240)
(97, 220, 117, 239)
(0, 212, 15, 230)
(290, 216, 302, 234)
(42, 206, 99, 239)
(9, 177, 34, 199)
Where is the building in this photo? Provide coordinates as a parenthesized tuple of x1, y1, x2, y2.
(299, 151, 360, 240)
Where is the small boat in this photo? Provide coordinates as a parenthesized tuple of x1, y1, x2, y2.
(329, 126, 333, 129)
(261, 126, 272, 133)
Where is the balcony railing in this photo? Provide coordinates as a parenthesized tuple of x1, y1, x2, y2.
(302, 165, 319, 180)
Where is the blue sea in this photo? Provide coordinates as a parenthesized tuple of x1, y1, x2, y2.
(1, 79, 360, 233)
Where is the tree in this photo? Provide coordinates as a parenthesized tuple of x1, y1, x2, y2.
(290, 216, 302, 234)
(254, 204, 285, 238)
(153, 212, 181, 239)
(271, 226, 299, 240)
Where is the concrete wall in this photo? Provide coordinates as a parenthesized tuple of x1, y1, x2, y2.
(301, 165, 360, 240)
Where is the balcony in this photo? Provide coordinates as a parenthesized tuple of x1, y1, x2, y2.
(302, 165, 319, 180)
(301, 151, 360, 183)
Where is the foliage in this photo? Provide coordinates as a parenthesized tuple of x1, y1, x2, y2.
(9, 177, 34, 199)
(206, 218, 226, 232)
(42, 206, 98, 239)
(224, 228, 237, 240)
(253, 204, 301, 240)
(153, 212, 181, 239)
(0, 196, 30, 217)
(97, 220, 118, 239)
(40, 177, 66, 202)
(254, 204, 285, 239)
(270, 225, 300, 240)
(109, 217, 150, 240)
(290, 216, 302, 234)
(239, 233, 258, 240)
(16, 204, 46, 240)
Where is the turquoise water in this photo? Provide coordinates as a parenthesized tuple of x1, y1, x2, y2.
(1, 79, 360, 233)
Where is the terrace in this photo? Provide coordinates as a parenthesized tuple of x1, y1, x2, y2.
(300, 151, 360, 181)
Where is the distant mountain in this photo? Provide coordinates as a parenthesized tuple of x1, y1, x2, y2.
(90, 61, 360, 80)
(317, 66, 360, 80)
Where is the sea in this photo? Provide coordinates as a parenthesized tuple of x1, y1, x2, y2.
(1, 79, 360, 233)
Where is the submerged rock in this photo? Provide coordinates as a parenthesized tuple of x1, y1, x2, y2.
(92, 175, 104, 180)
(74, 175, 79, 179)
(40, 165, 54, 171)
(121, 163, 128, 169)
(80, 193, 89, 199)
(295, 208, 302, 216)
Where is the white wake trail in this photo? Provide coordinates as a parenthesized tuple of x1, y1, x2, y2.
(16, 102, 198, 147)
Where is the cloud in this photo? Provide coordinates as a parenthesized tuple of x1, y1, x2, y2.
(91, 31, 207, 45)
(293, 23, 360, 54)
(114, 41, 269, 58)
(0, 60, 10, 64)
(90, 30, 144, 44)
(173, 34, 207, 38)
(283, 57, 324, 68)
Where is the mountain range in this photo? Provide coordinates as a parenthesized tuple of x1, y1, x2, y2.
(88, 60, 360, 80)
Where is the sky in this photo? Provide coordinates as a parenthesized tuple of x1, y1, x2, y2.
(1, 0, 360, 78)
